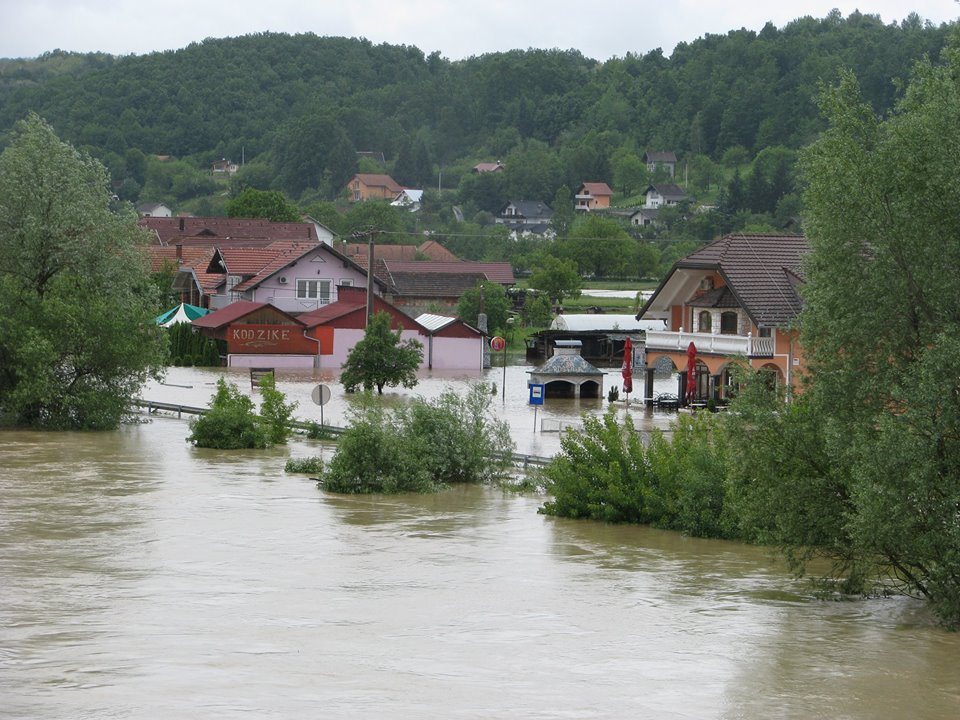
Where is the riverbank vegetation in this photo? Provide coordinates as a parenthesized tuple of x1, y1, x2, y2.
(541, 40, 960, 628)
(319, 384, 514, 493)
(187, 374, 297, 449)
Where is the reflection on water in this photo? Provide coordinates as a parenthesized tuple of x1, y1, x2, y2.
(2, 421, 959, 719)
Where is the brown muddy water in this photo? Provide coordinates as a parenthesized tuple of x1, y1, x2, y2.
(2, 366, 959, 719)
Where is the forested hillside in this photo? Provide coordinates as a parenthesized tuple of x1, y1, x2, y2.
(0, 10, 952, 270)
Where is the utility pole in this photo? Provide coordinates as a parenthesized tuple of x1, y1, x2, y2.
(366, 231, 376, 325)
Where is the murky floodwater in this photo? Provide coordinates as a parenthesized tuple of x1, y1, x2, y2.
(2, 370, 960, 719)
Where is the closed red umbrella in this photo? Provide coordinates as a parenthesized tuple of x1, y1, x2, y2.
(685, 341, 697, 402)
(621, 337, 633, 396)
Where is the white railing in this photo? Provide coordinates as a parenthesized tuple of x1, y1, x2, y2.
(644, 330, 774, 357)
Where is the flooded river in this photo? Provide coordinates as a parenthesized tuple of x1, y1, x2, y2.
(2, 367, 960, 718)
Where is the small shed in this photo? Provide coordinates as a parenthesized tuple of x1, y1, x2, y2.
(528, 340, 604, 399)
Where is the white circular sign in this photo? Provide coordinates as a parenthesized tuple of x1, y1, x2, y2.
(311, 384, 332, 406)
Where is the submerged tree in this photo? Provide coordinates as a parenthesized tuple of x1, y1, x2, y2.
(340, 311, 423, 394)
(0, 113, 167, 429)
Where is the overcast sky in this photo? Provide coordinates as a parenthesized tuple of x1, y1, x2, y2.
(1, 1, 958, 61)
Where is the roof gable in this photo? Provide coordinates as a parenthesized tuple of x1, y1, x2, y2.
(639, 234, 808, 327)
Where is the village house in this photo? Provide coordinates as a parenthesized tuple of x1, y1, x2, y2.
(642, 151, 678, 177)
(636, 233, 807, 404)
(141, 216, 355, 310)
(472, 161, 505, 173)
(211, 158, 239, 174)
(643, 183, 688, 209)
(344, 173, 404, 202)
(574, 182, 614, 211)
(136, 202, 173, 218)
(496, 200, 554, 236)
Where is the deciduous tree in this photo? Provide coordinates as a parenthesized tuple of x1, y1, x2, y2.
(0, 114, 167, 429)
(340, 312, 423, 394)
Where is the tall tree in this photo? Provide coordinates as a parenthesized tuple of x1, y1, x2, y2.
(226, 187, 302, 222)
(0, 114, 167, 429)
(731, 43, 960, 627)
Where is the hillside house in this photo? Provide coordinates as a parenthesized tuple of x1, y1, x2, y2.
(496, 200, 554, 236)
(636, 233, 808, 404)
(345, 173, 403, 202)
(643, 184, 688, 209)
(575, 182, 614, 211)
(472, 161, 505, 173)
(642, 151, 678, 177)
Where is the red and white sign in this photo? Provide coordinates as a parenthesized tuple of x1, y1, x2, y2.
(489, 336, 506, 352)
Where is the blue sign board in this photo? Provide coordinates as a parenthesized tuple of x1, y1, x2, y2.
(528, 383, 545, 406)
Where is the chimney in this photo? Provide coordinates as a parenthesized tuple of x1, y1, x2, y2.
(175, 243, 183, 263)
(179, 217, 185, 232)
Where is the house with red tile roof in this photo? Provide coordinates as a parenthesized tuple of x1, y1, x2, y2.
(575, 182, 614, 211)
(204, 240, 387, 313)
(636, 233, 808, 404)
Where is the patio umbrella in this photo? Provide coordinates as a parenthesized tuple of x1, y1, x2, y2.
(685, 341, 697, 402)
(621, 337, 633, 396)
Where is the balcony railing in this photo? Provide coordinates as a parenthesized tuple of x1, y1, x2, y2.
(208, 288, 344, 313)
(644, 330, 774, 358)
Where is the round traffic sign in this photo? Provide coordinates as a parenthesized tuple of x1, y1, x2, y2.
(311, 384, 332, 406)
(490, 336, 506, 352)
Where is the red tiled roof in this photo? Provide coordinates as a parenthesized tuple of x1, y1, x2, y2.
(579, 182, 613, 196)
(192, 301, 271, 329)
(337, 241, 460, 263)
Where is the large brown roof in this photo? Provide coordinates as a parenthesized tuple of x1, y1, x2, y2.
(352, 174, 403, 193)
(139, 217, 318, 245)
(388, 271, 489, 299)
(383, 261, 515, 286)
(641, 234, 808, 328)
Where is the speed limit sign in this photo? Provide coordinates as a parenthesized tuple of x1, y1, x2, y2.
(490, 336, 506, 351)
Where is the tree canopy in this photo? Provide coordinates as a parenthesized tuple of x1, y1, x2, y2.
(0, 113, 167, 429)
(728, 37, 960, 628)
(340, 311, 424, 394)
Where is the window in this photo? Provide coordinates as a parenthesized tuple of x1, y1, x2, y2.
(698, 311, 712, 333)
(720, 311, 738, 335)
(338, 279, 353, 287)
(297, 279, 332, 304)
(227, 274, 242, 300)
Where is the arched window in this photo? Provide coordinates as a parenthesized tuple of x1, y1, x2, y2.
(698, 311, 712, 333)
(720, 311, 738, 334)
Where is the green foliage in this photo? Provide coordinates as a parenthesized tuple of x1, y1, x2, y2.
(539, 412, 649, 523)
(723, 43, 960, 627)
(188, 378, 269, 449)
(340, 312, 423, 394)
(257, 373, 298, 446)
(285, 456, 324, 473)
(457, 281, 512, 334)
(521, 292, 553, 327)
(0, 114, 167, 429)
(187, 376, 296, 449)
(226, 187, 302, 221)
(540, 410, 732, 537)
(166, 323, 221, 366)
(320, 384, 514, 494)
(528, 255, 582, 303)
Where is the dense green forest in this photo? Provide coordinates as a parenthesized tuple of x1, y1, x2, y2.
(0, 10, 953, 275)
